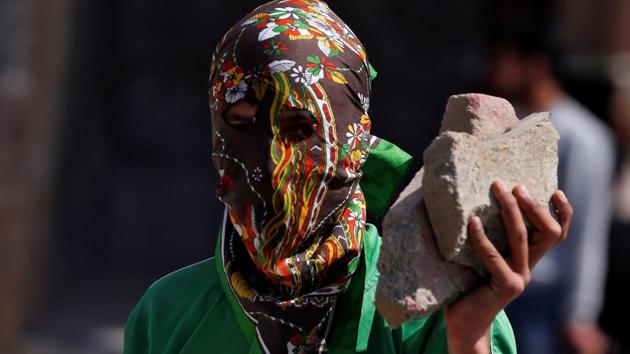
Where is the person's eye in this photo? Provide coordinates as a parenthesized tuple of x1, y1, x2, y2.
(222, 100, 258, 130)
(224, 114, 257, 129)
(278, 109, 316, 142)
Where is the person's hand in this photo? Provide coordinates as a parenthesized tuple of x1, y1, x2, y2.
(565, 320, 609, 354)
(444, 179, 573, 354)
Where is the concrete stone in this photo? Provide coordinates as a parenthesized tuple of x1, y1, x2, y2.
(439, 93, 519, 140)
(423, 112, 559, 272)
(375, 169, 479, 328)
(375, 94, 559, 327)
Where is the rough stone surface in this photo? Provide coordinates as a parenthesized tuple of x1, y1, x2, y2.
(375, 169, 479, 328)
(423, 112, 559, 273)
(375, 93, 559, 327)
(439, 93, 518, 140)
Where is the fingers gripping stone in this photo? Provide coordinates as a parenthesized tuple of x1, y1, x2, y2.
(375, 93, 559, 327)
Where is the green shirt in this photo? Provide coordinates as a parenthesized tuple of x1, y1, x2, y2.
(123, 139, 517, 353)
(124, 224, 516, 353)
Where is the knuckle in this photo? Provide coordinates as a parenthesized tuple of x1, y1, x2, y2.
(486, 251, 499, 264)
(504, 278, 525, 297)
(547, 222, 562, 238)
(560, 204, 574, 220)
(515, 225, 528, 239)
(503, 196, 518, 209)
(564, 201, 574, 215)
(532, 203, 546, 215)
(486, 250, 502, 263)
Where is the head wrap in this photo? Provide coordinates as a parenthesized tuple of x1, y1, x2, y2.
(209, 0, 374, 352)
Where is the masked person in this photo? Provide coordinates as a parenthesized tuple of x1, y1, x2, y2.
(124, 1, 573, 353)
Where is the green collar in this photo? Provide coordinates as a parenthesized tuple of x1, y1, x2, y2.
(358, 137, 413, 218)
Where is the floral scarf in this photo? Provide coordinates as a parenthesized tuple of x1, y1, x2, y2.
(209, 1, 374, 352)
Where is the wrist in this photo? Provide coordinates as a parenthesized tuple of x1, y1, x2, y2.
(446, 324, 490, 354)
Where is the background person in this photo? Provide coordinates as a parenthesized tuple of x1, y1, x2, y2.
(486, 26, 616, 354)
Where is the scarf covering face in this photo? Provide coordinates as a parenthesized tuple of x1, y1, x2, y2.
(209, 0, 373, 352)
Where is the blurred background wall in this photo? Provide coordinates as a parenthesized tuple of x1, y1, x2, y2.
(1, 0, 629, 353)
(1, 0, 69, 352)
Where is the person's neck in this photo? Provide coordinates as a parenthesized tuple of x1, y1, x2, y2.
(525, 77, 565, 112)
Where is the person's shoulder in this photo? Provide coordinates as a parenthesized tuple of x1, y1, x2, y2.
(127, 258, 222, 326)
(141, 258, 221, 308)
(552, 97, 614, 148)
(124, 258, 225, 353)
(131, 258, 221, 317)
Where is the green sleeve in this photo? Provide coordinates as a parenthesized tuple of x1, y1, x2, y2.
(396, 309, 516, 354)
(123, 259, 250, 354)
(489, 310, 517, 353)
(124, 295, 150, 354)
(122, 263, 211, 354)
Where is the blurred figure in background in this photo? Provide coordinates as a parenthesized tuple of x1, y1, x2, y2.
(610, 54, 630, 222)
(485, 27, 616, 354)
